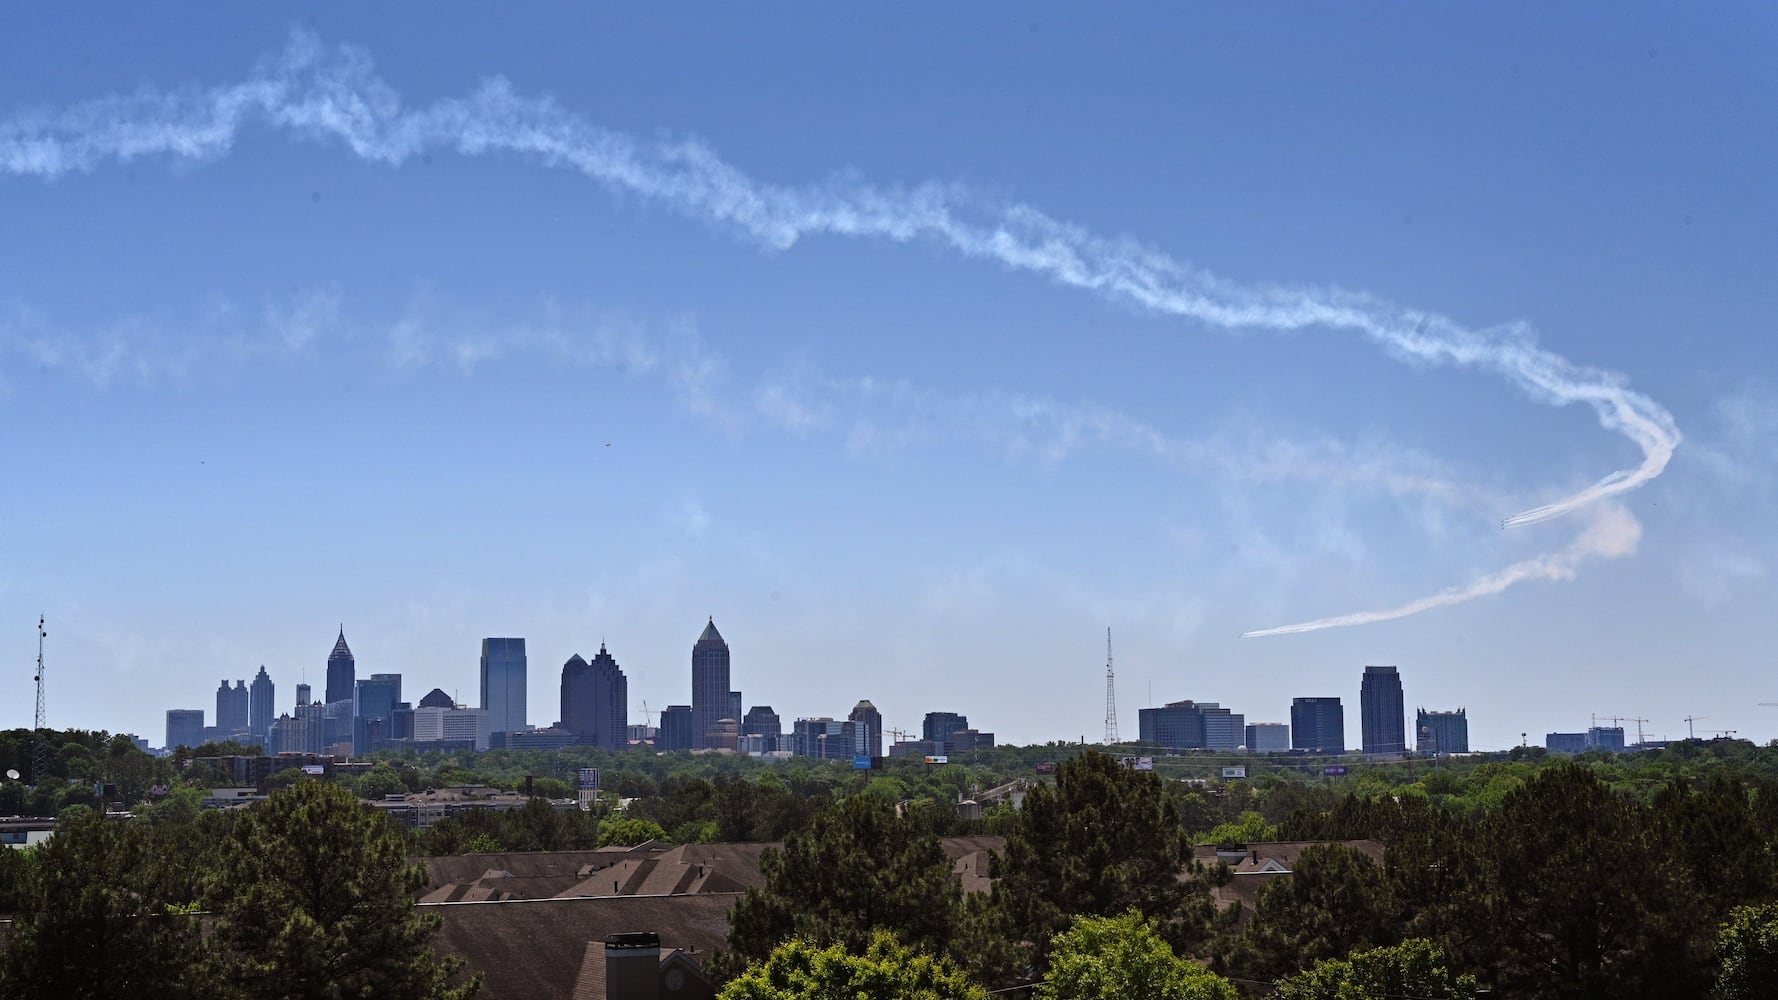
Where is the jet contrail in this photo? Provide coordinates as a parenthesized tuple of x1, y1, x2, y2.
(0, 30, 1682, 632)
(1241, 503, 1643, 637)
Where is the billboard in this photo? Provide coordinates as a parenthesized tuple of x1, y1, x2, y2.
(1221, 766, 1247, 779)
(577, 767, 600, 790)
(302, 765, 325, 776)
(1322, 765, 1348, 776)
(924, 755, 949, 765)
(853, 755, 872, 770)
(1134, 756, 1154, 771)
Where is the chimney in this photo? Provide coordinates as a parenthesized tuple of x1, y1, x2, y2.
(604, 932, 662, 1000)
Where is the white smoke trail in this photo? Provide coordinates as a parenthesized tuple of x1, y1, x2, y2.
(1240, 503, 1644, 637)
(0, 30, 1682, 631)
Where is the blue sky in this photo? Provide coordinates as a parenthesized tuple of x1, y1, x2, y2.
(3, 6, 1775, 749)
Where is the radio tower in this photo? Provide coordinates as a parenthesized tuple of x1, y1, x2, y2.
(31, 615, 48, 783)
(1103, 627, 1119, 745)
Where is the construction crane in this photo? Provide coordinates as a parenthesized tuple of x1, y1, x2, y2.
(1623, 717, 1650, 746)
(1684, 715, 1709, 740)
(1715, 730, 1740, 740)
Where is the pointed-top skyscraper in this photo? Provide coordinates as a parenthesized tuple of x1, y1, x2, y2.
(561, 644, 628, 752)
(250, 666, 275, 739)
(325, 627, 355, 707)
(692, 617, 730, 749)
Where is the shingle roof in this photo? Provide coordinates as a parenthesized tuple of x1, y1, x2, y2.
(431, 893, 736, 1000)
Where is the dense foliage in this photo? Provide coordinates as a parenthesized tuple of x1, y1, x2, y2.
(0, 780, 478, 1000)
(12, 732, 1778, 996)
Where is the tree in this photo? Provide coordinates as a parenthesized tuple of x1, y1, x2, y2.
(1235, 844, 1397, 978)
(1716, 902, 1778, 1000)
(356, 763, 408, 800)
(723, 794, 962, 967)
(1038, 911, 1237, 1000)
(598, 816, 669, 847)
(1469, 763, 1705, 999)
(0, 811, 204, 999)
(988, 751, 1212, 970)
(1270, 939, 1479, 1000)
(205, 779, 479, 1000)
(717, 933, 986, 1000)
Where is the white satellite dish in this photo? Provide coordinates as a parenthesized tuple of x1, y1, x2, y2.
(4, 769, 18, 781)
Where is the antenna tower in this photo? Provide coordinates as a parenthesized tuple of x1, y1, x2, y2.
(31, 615, 48, 782)
(1103, 628, 1119, 745)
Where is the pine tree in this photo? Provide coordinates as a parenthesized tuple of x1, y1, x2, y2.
(204, 779, 479, 1000)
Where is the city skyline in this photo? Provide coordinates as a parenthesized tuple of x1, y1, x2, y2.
(3, 9, 1775, 750)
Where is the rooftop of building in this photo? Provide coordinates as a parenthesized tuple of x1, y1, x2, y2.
(431, 893, 734, 1000)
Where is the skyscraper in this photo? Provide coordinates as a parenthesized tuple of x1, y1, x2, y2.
(166, 709, 204, 751)
(1137, 700, 1243, 751)
(561, 645, 628, 752)
(249, 665, 275, 739)
(741, 706, 782, 752)
(658, 704, 695, 751)
(691, 618, 730, 749)
(216, 679, 249, 734)
(353, 673, 402, 755)
(849, 700, 883, 758)
(295, 682, 312, 707)
(923, 712, 969, 748)
(479, 637, 528, 739)
(1360, 665, 1406, 754)
(1416, 707, 1469, 754)
(1245, 722, 1291, 753)
(325, 627, 355, 706)
(1290, 697, 1345, 753)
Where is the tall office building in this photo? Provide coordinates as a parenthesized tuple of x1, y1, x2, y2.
(216, 679, 249, 734)
(1290, 697, 1345, 753)
(1137, 700, 1243, 751)
(325, 627, 355, 706)
(1416, 708, 1469, 754)
(691, 618, 731, 749)
(414, 705, 493, 750)
(849, 700, 883, 759)
(270, 701, 324, 755)
(1360, 666, 1407, 754)
(323, 700, 354, 753)
(1245, 722, 1291, 753)
(295, 682, 312, 707)
(741, 706, 782, 752)
(728, 691, 743, 727)
(480, 637, 527, 739)
(923, 712, 969, 748)
(791, 717, 851, 759)
(353, 673, 402, 755)
(658, 705, 695, 751)
(561, 645, 628, 752)
(249, 665, 275, 739)
(166, 709, 205, 751)
(419, 687, 455, 709)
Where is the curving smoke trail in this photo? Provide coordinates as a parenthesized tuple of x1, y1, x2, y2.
(0, 30, 1682, 633)
(1240, 503, 1643, 637)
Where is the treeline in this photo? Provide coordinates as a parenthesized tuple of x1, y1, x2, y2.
(705, 750, 1778, 998)
(0, 780, 479, 999)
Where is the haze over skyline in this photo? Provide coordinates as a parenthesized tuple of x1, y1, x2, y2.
(3, 8, 1775, 748)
